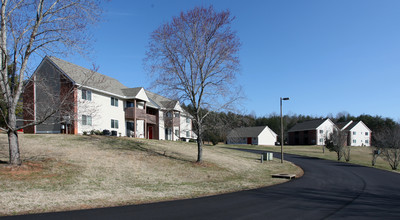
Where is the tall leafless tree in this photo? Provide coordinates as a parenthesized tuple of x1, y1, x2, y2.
(0, 0, 102, 165)
(373, 125, 400, 170)
(144, 6, 241, 162)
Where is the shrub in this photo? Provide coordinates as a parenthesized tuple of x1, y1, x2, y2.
(90, 129, 102, 135)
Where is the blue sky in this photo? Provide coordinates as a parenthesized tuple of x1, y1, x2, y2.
(60, 0, 400, 121)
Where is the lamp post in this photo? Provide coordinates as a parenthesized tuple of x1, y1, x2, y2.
(280, 97, 289, 163)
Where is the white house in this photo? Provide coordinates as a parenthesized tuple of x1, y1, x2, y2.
(337, 120, 371, 146)
(23, 56, 196, 141)
(227, 126, 277, 146)
(288, 118, 337, 145)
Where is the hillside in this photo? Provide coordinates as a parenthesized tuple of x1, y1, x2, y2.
(0, 134, 301, 216)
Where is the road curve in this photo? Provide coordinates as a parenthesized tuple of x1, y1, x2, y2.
(2, 149, 400, 220)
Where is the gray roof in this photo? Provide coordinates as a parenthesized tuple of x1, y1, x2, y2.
(48, 56, 128, 96)
(336, 121, 350, 130)
(227, 126, 270, 138)
(288, 119, 327, 132)
(343, 121, 358, 131)
(121, 88, 142, 97)
(45, 56, 186, 112)
(145, 90, 178, 110)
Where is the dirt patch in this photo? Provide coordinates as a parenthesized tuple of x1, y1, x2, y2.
(0, 159, 70, 181)
(191, 161, 218, 168)
(0, 161, 44, 179)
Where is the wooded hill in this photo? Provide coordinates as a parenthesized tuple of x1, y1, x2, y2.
(185, 107, 398, 145)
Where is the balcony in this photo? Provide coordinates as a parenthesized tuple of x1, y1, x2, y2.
(147, 114, 157, 124)
(164, 117, 180, 127)
(125, 107, 157, 124)
(125, 107, 146, 120)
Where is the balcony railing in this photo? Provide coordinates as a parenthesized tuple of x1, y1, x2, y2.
(164, 117, 180, 127)
(125, 107, 157, 124)
(147, 114, 157, 124)
(125, 107, 146, 120)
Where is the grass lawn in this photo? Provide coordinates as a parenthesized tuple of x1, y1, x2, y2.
(0, 134, 301, 216)
(228, 143, 398, 172)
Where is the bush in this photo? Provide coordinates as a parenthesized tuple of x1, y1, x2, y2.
(90, 129, 102, 135)
(83, 131, 88, 135)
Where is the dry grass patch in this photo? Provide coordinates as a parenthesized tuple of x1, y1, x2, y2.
(0, 134, 301, 216)
(229, 144, 397, 172)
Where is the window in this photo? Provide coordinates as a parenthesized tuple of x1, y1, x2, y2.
(111, 119, 119, 129)
(186, 118, 190, 123)
(82, 115, 92, 126)
(82, 89, 92, 101)
(126, 101, 134, 108)
(111, 97, 119, 107)
(319, 138, 323, 143)
(165, 128, 172, 140)
(174, 112, 180, 118)
(353, 139, 356, 143)
(365, 140, 369, 144)
(319, 130, 323, 134)
(166, 112, 172, 118)
(186, 131, 190, 138)
(175, 129, 179, 137)
(353, 131, 356, 135)
(365, 132, 369, 136)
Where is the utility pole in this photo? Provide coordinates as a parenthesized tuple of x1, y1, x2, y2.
(280, 97, 289, 163)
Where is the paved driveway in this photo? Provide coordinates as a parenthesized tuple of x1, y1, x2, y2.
(3, 149, 400, 219)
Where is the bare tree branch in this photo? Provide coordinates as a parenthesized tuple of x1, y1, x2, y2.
(0, 0, 102, 165)
(144, 6, 241, 162)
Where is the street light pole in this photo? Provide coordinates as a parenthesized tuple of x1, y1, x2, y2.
(280, 97, 289, 163)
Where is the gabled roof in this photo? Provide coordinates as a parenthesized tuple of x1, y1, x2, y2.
(288, 119, 330, 132)
(42, 56, 186, 112)
(47, 56, 128, 96)
(343, 121, 358, 131)
(343, 121, 371, 132)
(227, 126, 276, 138)
(145, 90, 180, 111)
(121, 87, 150, 102)
(336, 121, 353, 130)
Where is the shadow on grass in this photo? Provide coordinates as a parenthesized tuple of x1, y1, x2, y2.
(95, 136, 196, 164)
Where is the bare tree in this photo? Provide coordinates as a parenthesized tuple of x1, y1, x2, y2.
(325, 128, 348, 161)
(373, 125, 400, 170)
(144, 6, 241, 162)
(0, 0, 102, 165)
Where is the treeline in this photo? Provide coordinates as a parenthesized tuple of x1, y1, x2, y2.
(189, 108, 398, 145)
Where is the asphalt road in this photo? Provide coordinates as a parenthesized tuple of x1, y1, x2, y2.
(3, 149, 400, 220)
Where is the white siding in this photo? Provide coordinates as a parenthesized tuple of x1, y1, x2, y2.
(136, 120, 145, 138)
(158, 110, 165, 140)
(316, 119, 335, 146)
(180, 115, 194, 141)
(349, 122, 371, 146)
(258, 127, 277, 146)
(77, 89, 126, 136)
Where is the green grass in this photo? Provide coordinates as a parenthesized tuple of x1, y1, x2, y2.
(0, 134, 301, 216)
(227, 144, 397, 172)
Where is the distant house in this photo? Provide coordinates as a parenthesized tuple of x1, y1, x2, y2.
(227, 126, 277, 146)
(23, 56, 196, 141)
(337, 120, 371, 146)
(288, 119, 337, 145)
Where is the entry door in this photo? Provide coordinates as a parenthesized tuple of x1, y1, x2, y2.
(148, 126, 153, 139)
(247, 137, 252, 145)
